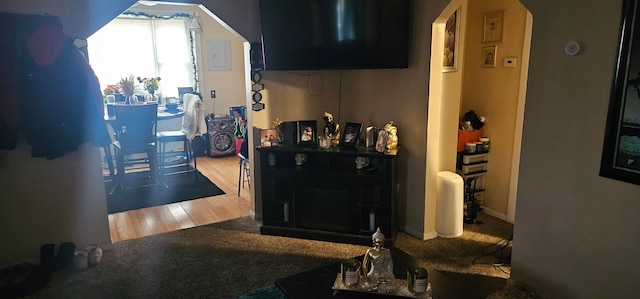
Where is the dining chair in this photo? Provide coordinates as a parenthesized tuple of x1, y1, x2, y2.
(237, 138, 250, 196)
(110, 103, 159, 193)
(155, 93, 204, 181)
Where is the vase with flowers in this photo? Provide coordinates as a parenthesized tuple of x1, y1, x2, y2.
(103, 85, 120, 103)
(118, 74, 138, 105)
(138, 76, 161, 102)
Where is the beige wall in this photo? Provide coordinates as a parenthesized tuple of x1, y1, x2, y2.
(252, 71, 342, 130)
(461, 0, 527, 218)
(0, 141, 110, 265)
(514, 0, 640, 297)
(195, 7, 247, 116)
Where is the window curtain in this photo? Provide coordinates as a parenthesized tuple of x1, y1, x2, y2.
(87, 17, 195, 98)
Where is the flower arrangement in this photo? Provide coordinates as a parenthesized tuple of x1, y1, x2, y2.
(103, 85, 121, 97)
(137, 76, 161, 94)
(117, 74, 137, 97)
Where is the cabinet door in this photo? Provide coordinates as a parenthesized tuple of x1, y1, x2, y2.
(262, 172, 294, 227)
(292, 174, 351, 234)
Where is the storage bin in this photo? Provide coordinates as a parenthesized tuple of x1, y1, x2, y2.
(460, 162, 487, 174)
(462, 153, 488, 164)
(457, 129, 483, 152)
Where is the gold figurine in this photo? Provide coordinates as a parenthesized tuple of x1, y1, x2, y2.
(383, 121, 398, 151)
(323, 111, 341, 146)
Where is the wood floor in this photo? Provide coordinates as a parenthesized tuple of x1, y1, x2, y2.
(107, 155, 251, 243)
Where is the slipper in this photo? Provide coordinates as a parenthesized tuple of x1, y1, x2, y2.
(39, 243, 55, 272)
(54, 242, 76, 272)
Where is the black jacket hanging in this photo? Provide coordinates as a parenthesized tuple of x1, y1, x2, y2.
(9, 20, 110, 159)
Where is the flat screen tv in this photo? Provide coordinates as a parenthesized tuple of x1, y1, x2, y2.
(259, 0, 411, 71)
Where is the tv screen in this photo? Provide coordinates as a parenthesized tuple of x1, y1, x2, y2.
(259, 0, 411, 70)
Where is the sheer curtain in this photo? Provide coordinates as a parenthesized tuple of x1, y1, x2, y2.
(87, 17, 195, 98)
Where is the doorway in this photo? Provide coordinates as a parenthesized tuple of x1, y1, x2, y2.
(429, 0, 532, 224)
(91, 1, 254, 242)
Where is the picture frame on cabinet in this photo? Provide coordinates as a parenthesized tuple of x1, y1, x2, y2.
(375, 130, 389, 153)
(260, 129, 278, 147)
(297, 120, 317, 146)
(340, 122, 363, 149)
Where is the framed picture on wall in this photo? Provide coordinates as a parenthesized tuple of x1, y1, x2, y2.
(297, 120, 317, 146)
(600, 0, 640, 185)
(482, 46, 497, 68)
(443, 8, 460, 72)
(229, 106, 246, 120)
(483, 10, 505, 43)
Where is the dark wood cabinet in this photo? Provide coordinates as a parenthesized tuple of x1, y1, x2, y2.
(257, 145, 398, 246)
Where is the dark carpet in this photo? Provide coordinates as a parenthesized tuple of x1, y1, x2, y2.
(105, 169, 225, 214)
(17, 214, 529, 299)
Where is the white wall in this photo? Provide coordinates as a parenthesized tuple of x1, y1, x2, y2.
(514, 0, 640, 297)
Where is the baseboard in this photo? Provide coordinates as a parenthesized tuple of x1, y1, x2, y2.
(0, 258, 39, 270)
(1, 243, 115, 269)
(248, 210, 262, 219)
(481, 208, 509, 222)
(402, 225, 438, 241)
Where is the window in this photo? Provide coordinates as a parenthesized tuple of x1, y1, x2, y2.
(87, 17, 196, 98)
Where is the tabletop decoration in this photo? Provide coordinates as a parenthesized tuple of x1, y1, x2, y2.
(118, 74, 138, 105)
(138, 76, 161, 95)
(103, 85, 120, 97)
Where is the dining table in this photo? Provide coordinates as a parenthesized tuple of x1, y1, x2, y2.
(104, 103, 185, 122)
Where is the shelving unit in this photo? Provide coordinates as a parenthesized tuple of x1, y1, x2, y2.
(456, 150, 488, 223)
(257, 145, 398, 246)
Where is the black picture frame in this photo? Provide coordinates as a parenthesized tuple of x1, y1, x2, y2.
(340, 122, 363, 148)
(601, 0, 640, 185)
(297, 120, 317, 146)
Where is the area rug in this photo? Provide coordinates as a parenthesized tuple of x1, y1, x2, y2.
(17, 216, 518, 298)
(236, 285, 286, 299)
(105, 169, 225, 214)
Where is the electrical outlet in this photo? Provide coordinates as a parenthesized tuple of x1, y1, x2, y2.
(210, 90, 216, 98)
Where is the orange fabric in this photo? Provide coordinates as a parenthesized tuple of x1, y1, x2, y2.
(457, 128, 483, 152)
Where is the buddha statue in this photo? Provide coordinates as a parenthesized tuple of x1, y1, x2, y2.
(362, 227, 395, 286)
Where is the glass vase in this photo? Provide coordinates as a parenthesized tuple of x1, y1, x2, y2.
(126, 95, 139, 105)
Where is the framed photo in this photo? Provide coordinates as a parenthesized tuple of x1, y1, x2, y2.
(260, 129, 278, 147)
(482, 46, 497, 68)
(600, 0, 640, 185)
(365, 126, 378, 147)
(177, 87, 194, 102)
(483, 10, 504, 43)
(443, 8, 459, 72)
(297, 120, 317, 146)
(340, 122, 363, 148)
(375, 130, 389, 153)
